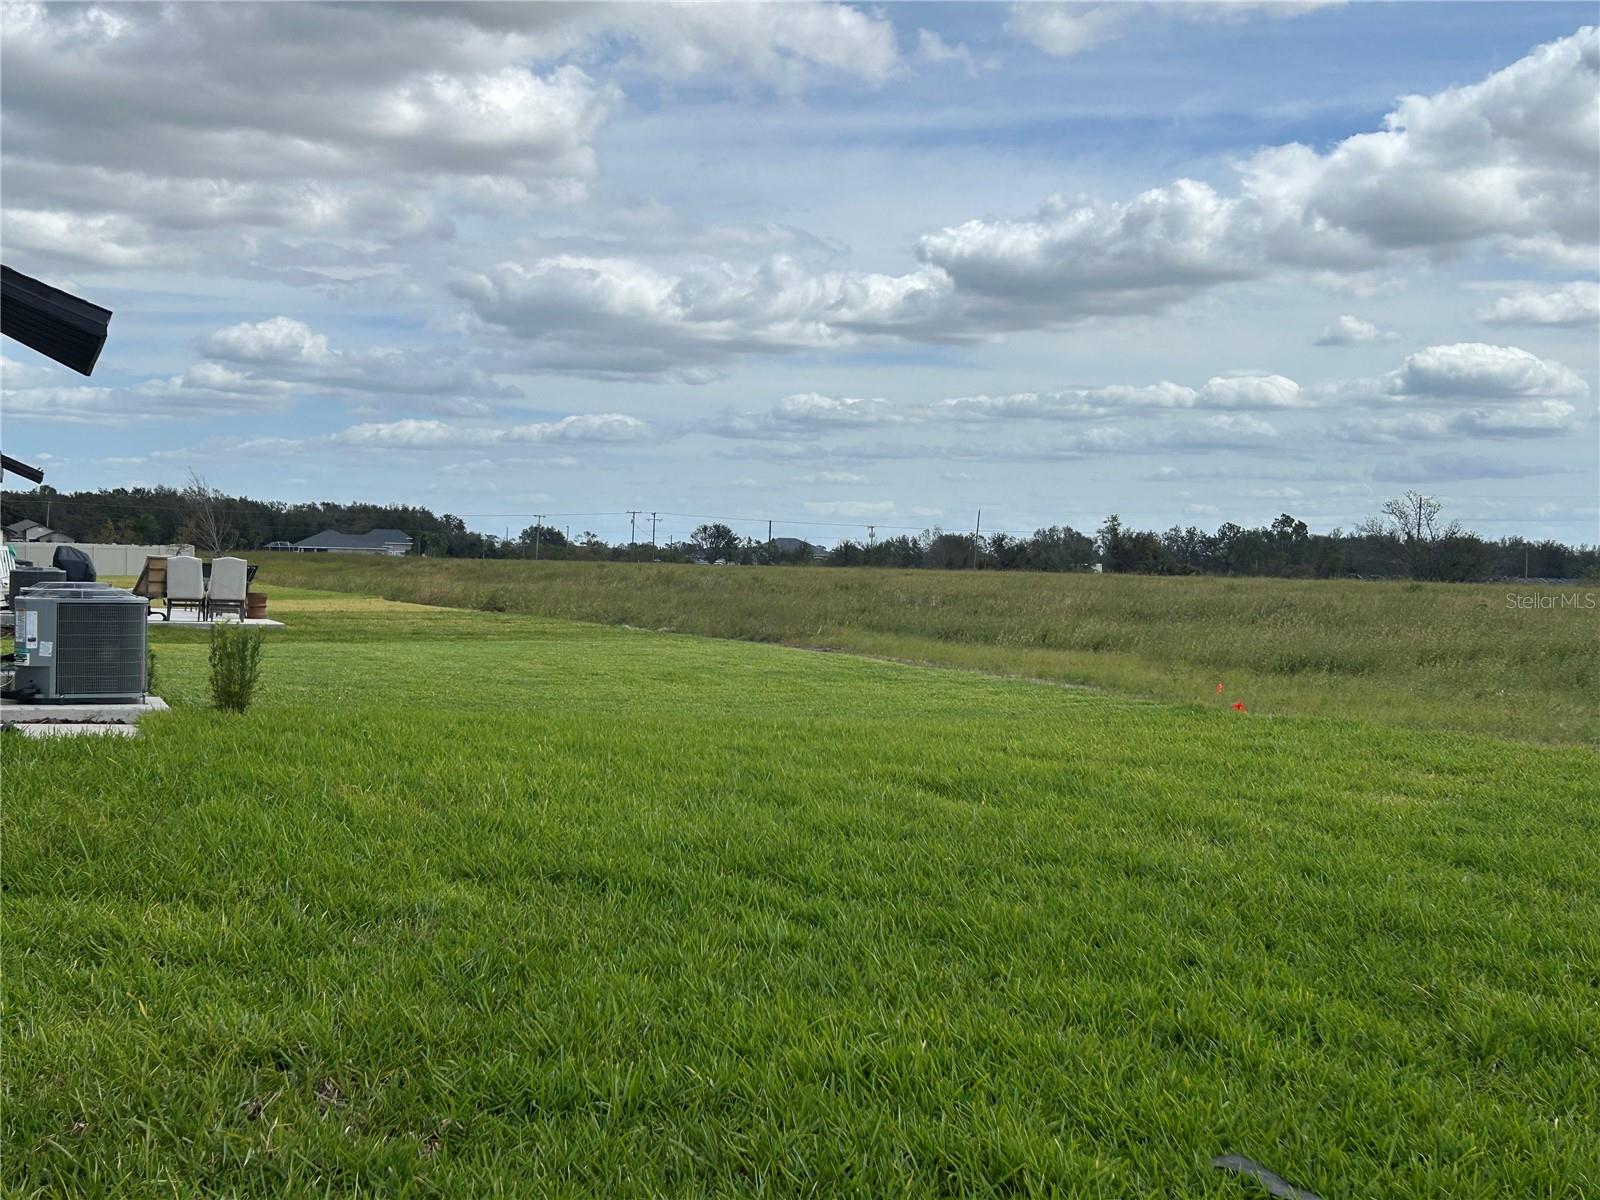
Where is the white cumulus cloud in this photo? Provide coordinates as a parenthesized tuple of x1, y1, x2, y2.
(1392, 343, 1588, 400)
(911, 28, 1598, 324)
(1478, 281, 1600, 327)
(196, 317, 520, 411)
(1314, 314, 1396, 346)
(1327, 343, 1587, 442)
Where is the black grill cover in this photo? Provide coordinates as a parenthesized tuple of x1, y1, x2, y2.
(53, 544, 97, 582)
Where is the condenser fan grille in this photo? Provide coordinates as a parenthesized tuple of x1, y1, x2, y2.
(56, 601, 146, 695)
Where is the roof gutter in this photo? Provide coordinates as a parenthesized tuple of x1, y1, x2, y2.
(1, 453, 46, 485)
(1, 264, 114, 377)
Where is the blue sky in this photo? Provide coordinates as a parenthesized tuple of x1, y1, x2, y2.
(2, 1, 1595, 547)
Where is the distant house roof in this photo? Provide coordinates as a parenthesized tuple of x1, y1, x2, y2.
(770, 537, 818, 554)
(293, 528, 414, 550)
(3, 518, 58, 542)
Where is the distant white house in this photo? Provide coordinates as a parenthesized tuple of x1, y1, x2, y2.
(291, 528, 413, 556)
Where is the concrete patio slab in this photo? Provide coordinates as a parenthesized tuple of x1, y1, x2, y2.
(147, 611, 284, 629)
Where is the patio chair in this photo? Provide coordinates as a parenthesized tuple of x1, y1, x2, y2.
(165, 555, 205, 622)
(208, 556, 248, 621)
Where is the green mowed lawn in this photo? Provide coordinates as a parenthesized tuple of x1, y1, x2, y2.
(4, 589, 1596, 1197)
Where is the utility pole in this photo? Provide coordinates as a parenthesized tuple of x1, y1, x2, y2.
(867, 524, 876, 547)
(650, 512, 658, 558)
(533, 515, 545, 561)
(767, 519, 773, 544)
(628, 510, 640, 560)
(972, 508, 982, 570)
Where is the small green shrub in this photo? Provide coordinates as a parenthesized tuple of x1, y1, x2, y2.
(146, 647, 159, 695)
(208, 622, 263, 713)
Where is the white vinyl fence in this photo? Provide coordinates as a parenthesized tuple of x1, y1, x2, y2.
(7, 542, 196, 576)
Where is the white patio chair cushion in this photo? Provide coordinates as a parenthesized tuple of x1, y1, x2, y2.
(209, 557, 248, 604)
(167, 555, 204, 601)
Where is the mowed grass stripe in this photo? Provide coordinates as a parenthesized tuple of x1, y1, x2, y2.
(4, 590, 1596, 1197)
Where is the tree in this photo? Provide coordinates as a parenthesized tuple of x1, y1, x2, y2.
(986, 531, 1021, 570)
(1375, 492, 1468, 580)
(1159, 525, 1206, 574)
(517, 524, 569, 558)
(1270, 513, 1309, 553)
(691, 523, 740, 563)
(1262, 513, 1312, 575)
(1096, 515, 1127, 570)
(1381, 491, 1446, 545)
(827, 539, 870, 567)
(179, 471, 236, 556)
(879, 534, 925, 568)
(1096, 514, 1171, 573)
(1309, 530, 1345, 579)
(923, 530, 976, 569)
(130, 510, 162, 543)
(1028, 526, 1096, 572)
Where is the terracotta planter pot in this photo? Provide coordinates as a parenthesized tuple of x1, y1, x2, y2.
(245, 592, 268, 620)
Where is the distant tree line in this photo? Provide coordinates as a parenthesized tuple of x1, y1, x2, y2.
(815, 496, 1598, 581)
(1, 481, 475, 558)
(3, 485, 1594, 581)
